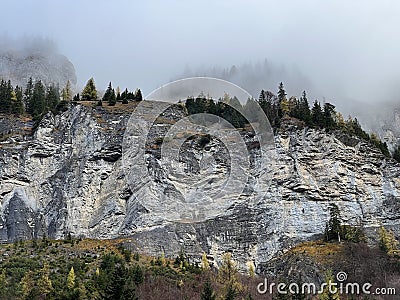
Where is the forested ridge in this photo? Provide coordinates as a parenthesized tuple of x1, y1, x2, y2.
(0, 78, 399, 161)
(184, 82, 400, 162)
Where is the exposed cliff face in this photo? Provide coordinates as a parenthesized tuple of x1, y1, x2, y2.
(382, 108, 400, 152)
(0, 103, 399, 273)
(0, 50, 77, 88)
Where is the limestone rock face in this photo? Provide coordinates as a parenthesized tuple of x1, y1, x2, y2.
(0, 50, 77, 88)
(0, 103, 399, 273)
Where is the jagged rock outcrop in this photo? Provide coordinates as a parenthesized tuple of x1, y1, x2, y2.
(0, 103, 399, 274)
(0, 50, 76, 88)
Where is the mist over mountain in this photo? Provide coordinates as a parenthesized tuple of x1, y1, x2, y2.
(0, 36, 76, 89)
(176, 60, 313, 99)
(176, 59, 400, 152)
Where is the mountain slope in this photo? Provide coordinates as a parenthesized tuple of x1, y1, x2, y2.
(0, 102, 399, 272)
(0, 50, 76, 88)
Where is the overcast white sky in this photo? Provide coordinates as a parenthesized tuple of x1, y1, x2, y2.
(1, 0, 400, 113)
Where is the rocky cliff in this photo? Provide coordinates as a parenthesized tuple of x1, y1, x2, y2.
(0, 50, 77, 88)
(0, 102, 399, 273)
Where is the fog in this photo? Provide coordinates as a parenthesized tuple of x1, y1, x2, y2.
(1, 0, 400, 120)
(0, 35, 57, 55)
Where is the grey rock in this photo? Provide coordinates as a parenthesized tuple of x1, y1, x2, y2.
(0, 50, 77, 89)
(0, 103, 399, 274)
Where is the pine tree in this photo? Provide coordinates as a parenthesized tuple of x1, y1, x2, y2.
(311, 100, 324, 127)
(0, 269, 7, 299)
(135, 88, 143, 101)
(81, 77, 97, 100)
(103, 82, 117, 106)
(335, 112, 346, 130)
(323, 102, 336, 129)
(160, 252, 166, 266)
(370, 133, 390, 157)
(299, 91, 312, 126)
(280, 97, 289, 116)
(378, 226, 399, 255)
(201, 280, 216, 300)
(325, 204, 341, 241)
(0, 80, 13, 113)
(201, 252, 210, 271)
(28, 80, 46, 118)
(61, 88, 67, 101)
(247, 261, 255, 277)
(0, 80, 7, 113)
(20, 271, 34, 300)
(278, 83, 289, 117)
(257, 90, 279, 128)
(121, 88, 129, 103)
(277, 82, 286, 102)
(4, 80, 13, 113)
(218, 253, 242, 299)
(67, 266, 75, 290)
(225, 283, 236, 300)
(73, 93, 80, 102)
(46, 84, 60, 110)
(116, 86, 121, 100)
(13, 85, 24, 115)
(223, 96, 246, 128)
(63, 80, 72, 101)
(320, 270, 340, 300)
(36, 263, 53, 299)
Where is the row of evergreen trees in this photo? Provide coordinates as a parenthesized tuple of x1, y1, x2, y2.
(185, 93, 247, 128)
(0, 77, 143, 118)
(184, 82, 398, 161)
(1, 76, 399, 162)
(0, 80, 24, 115)
(0, 78, 71, 119)
(79, 78, 142, 106)
(258, 83, 391, 157)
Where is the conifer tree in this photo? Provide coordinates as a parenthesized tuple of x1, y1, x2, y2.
(325, 204, 341, 241)
(201, 280, 216, 300)
(311, 100, 324, 127)
(13, 85, 24, 115)
(218, 253, 242, 299)
(28, 80, 46, 118)
(247, 261, 255, 278)
(64, 80, 72, 101)
(121, 88, 129, 104)
(81, 77, 97, 100)
(103, 82, 116, 106)
(20, 271, 34, 300)
(135, 88, 143, 101)
(0, 269, 7, 299)
(116, 86, 121, 100)
(46, 84, 60, 110)
(0, 80, 10, 113)
(73, 93, 80, 102)
(277, 82, 286, 102)
(36, 263, 53, 299)
(299, 91, 312, 126)
(323, 102, 337, 129)
(320, 270, 340, 300)
(379, 226, 399, 255)
(201, 252, 210, 271)
(278, 82, 289, 117)
(67, 266, 75, 290)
